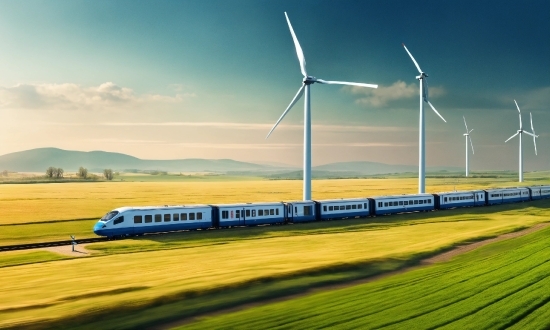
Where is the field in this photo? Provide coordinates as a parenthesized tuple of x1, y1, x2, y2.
(0, 175, 549, 329)
(183, 224, 550, 330)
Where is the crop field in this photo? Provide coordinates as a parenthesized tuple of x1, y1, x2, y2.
(1, 173, 549, 245)
(0, 198, 549, 329)
(183, 225, 550, 329)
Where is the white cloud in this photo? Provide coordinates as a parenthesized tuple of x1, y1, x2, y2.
(345, 80, 445, 107)
(0, 82, 193, 111)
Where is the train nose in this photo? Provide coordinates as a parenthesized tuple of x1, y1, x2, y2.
(93, 222, 106, 236)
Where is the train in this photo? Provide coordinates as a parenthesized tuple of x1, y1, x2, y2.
(93, 185, 550, 238)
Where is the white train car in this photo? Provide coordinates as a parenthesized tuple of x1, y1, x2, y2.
(372, 194, 434, 215)
(527, 185, 550, 200)
(93, 205, 214, 237)
(315, 198, 370, 220)
(285, 200, 317, 223)
(436, 190, 485, 209)
(215, 202, 286, 227)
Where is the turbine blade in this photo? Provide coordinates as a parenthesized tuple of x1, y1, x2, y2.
(469, 136, 474, 154)
(316, 79, 378, 89)
(427, 101, 446, 122)
(266, 84, 305, 139)
(519, 113, 522, 130)
(402, 43, 422, 74)
(523, 131, 535, 138)
(505, 132, 519, 143)
(284, 12, 307, 77)
(469, 129, 474, 133)
(463, 116, 468, 132)
(514, 99, 521, 113)
(534, 136, 537, 156)
(422, 79, 429, 102)
(530, 112, 534, 131)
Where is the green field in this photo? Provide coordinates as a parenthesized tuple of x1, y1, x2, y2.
(183, 224, 550, 329)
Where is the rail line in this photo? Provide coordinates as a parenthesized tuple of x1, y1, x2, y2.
(0, 237, 109, 252)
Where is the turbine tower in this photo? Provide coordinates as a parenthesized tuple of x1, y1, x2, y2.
(504, 100, 538, 182)
(267, 12, 378, 200)
(463, 116, 474, 177)
(403, 44, 447, 193)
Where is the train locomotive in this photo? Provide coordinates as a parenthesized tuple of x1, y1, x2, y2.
(93, 185, 550, 238)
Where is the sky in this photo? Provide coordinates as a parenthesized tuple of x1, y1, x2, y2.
(0, 0, 549, 171)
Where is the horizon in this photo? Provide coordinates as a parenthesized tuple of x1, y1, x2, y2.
(0, 1, 549, 171)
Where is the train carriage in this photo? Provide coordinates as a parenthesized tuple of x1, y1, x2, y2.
(435, 190, 485, 209)
(285, 200, 316, 222)
(215, 202, 286, 227)
(485, 187, 530, 205)
(372, 194, 434, 215)
(528, 185, 550, 200)
(315, 198, 370, 220)
(93, 205, 214, 237)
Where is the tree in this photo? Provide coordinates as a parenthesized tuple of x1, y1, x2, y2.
(46, 167, 55, 178)
(56, 168, 64, 179)
(78, 167, 88, 179)
(103, 169, 113, 180)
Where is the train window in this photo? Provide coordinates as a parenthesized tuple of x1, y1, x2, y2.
(352, 204, 357, 210)
(384, 202, 388, 207)
(364, 203, 367, 209)
(346, 205, 351, 210)
(324, 206, 327, 212)
(409, 200, 413, 205)
(101, 211, 119, 221)
(270, 209, 274, 215)
(189, 213, 196, 220)
(236, 210, 240, 218)
(134, 215, 143, 224)
(295, 207, 297, 214)
(164, 214, 171, 222)
(358, 204, 362, 209)
(173, 213, 179, 221)
(252, 210, 256, 217)
(399, 201, 403, 206)
(246, 210, 251, 217)
(114, 216, 124, 225)
(444, 197, 447, 202)
(414, 200, 418, 204)
(197, 213, 202, 220)
(181, 213, 187, 221)
(155, 214, 162, 222)
(265, 209, 269, 215)
(329, 206, 333, 211)
(420, 200, 424, 204)
(304, 206, 312, 216)
(145, 215, 152, 223)
(221, 211, 228, 219)
(259, 209, 264, 216)
(276, 209, 279, 215)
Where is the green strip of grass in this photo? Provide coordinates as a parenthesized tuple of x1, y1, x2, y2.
(0, 251, 71, 268)
(0, 219, 97, 246)
(180, 226, 550, 329)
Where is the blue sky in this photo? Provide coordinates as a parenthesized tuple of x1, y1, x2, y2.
(0, 0, 549, 170)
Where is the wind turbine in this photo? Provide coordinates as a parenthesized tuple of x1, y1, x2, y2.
(463, 116, 474, 177)
(266, 12, 378, 200)
(505, 100, 538, 182)
(403, 44, 447, 193)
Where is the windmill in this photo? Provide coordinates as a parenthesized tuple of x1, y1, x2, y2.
(463, 116, 474, 177)
(402, 44, 447, 193)
(70, 235, 78, 252)
(505, 100, 538, 182)
(266, 12, 378, 200)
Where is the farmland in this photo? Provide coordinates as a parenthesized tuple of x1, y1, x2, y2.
(183, 224, 550, 329)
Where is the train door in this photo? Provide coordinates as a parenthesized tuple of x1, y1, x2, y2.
(235, 208, 246, 226)
(287, 204, 294, 221)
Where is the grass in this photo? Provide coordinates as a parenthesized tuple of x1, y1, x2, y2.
(0, 199, 549, 329)
(0, 250, 71, 268)
(180, 225, 550, 329)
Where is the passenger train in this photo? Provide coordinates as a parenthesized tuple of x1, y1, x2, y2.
(93, 185, 550, 238)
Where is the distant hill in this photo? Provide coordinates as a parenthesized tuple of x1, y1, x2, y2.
(0, 148, 276, 173)
(313, 161, 462, 175)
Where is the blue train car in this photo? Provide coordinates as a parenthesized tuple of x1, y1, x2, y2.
(372, 194, 434, 215)
(315, 198, 370, 220)
(93, 205, 214, 237)
(214, 202, 286, 227)
(285, 200, 317, 222)
(485, 187, 530, 205)
(527, 185, 550, 200)
(435, 190, 485, 209)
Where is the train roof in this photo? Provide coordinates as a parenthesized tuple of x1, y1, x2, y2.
(434, 189, 485, 195)
(315, 197, 370, 203)
(485, 187, 529, 191)
(114, 205, 212, 212)
(215, 202, 285, 207)
(369, 193, 433, 200)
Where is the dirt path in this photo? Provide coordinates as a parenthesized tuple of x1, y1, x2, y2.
(41, 243, 93, 257)
(155, 222, 550, 330)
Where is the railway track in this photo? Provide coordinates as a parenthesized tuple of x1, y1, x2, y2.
(0, 237, 109, 252)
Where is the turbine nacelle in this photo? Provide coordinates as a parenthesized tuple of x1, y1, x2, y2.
(416, 72, 428, 80)
(303, 76, 317, 84)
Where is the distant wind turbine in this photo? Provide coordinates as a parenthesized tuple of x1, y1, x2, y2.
(504, 100, 538, 182)
(463, 116, 474, 177)
(266, 12, 378, 200)
(403, 44, 446, 193)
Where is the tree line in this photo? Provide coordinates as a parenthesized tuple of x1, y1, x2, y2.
(45, 166, 115, 180)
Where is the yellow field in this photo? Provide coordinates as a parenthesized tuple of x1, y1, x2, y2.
(0, 175, 547, 224)
(1, 199, 549, 328)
